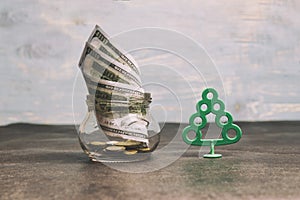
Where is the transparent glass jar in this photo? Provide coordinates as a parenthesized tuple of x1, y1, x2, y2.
(77, 93, 160, 163)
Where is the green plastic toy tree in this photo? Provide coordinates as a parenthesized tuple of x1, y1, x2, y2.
(182, 88, 242, 158)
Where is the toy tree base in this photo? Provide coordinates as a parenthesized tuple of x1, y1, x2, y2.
(203, 141, 222, 158)
(203, 153, 222, 158)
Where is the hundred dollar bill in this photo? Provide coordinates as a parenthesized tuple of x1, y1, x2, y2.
(84, 61, 130, 85)
(94, 101, 147, 115)
(84, 76, 145, 101)
(79, 42, 142, 87)
(96, 114, 149, 144)
(88, 25, 140, 76)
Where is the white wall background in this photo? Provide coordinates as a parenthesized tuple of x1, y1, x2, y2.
(0, 0, 300, 125)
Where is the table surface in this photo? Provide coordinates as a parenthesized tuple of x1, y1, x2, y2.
(0, 122, 299, 200)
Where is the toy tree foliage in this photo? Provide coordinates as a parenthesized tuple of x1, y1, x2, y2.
(182, 88, 242, 158)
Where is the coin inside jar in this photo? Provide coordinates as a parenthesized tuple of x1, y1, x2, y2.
(124, 150, 138, 155)
(138, 147, 151, 152)
(115, 140, 142, 147)
(105, 146, 126, 152)
(90, 141, 106, 146)
(106, 141, 119, 145)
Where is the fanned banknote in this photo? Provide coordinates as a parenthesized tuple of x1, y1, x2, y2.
(79, 25, 152, 144)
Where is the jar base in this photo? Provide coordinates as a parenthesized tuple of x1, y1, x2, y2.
(88, 152, 151, 163)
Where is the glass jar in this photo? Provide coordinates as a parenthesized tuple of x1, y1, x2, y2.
(77, 93, 160, 163)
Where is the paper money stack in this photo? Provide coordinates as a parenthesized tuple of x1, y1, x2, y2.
(79, 25, 151, 149)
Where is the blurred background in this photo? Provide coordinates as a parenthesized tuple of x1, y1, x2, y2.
(0, 0, 299, 125)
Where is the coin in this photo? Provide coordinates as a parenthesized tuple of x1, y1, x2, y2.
(115, 140, 142, 147)
(90, 141, 106, 146)
(106, 141, 119, 145)
(124, 150, 138, 155)
(138, 147, 151, 152)
(105, 146, 126, 152)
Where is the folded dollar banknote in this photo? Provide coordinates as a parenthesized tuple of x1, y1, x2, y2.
(77, 25, 160, 162)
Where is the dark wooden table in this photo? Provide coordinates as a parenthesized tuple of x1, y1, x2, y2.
(0, 122, 299, 200)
